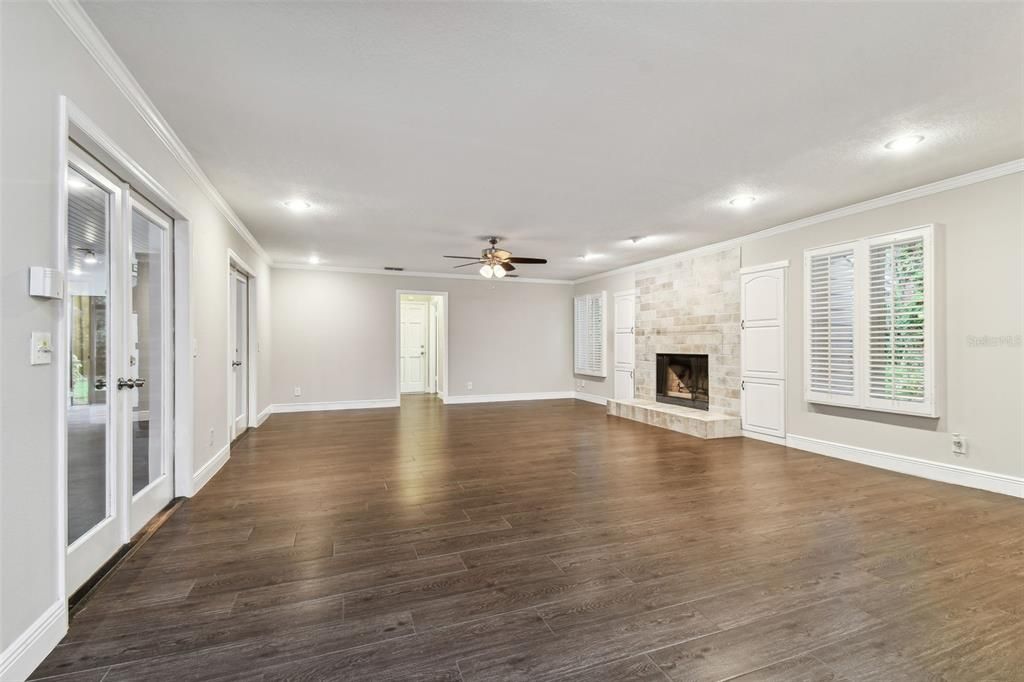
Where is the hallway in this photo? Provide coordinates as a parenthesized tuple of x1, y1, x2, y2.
(32, 397, 1024, 680)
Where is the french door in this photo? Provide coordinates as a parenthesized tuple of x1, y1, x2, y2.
(65, 146, 174, 593)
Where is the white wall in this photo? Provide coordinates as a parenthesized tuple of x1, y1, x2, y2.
(0, 1, 272, 664)
(572, 271, 635, 400)
(271, 268, 574, 406)
(742, 173, 1023, 479)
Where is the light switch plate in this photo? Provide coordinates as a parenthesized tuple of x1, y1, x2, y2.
(31, 332, 53, 365)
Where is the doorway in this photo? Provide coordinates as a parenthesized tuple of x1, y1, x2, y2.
(64, 145, 176, 593)
(227, 252, 257, 443)
(397, 292, 447, 400)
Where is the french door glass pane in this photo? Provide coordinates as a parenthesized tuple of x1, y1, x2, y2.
(130, 208, 167, 495)
(67, 167, 111, 544)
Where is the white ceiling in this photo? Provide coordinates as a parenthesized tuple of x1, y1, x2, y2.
(82, 1, 1023, 280)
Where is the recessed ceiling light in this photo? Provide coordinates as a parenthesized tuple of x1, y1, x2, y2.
(308, 254, 320, 265)
(884, 134, 925, 152)
(728, 195, 757, 208)
(283, 198, 312, 211)
(82, 250, 98, 265)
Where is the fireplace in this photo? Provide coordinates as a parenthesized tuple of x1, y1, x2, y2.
(656, 353, 709, 410)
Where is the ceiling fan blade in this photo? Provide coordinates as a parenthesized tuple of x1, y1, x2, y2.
(453, 260, 483, 269)
(498, 262, 516, 272)
(444, 255, 482, 260)
(506, 257, 547, 264)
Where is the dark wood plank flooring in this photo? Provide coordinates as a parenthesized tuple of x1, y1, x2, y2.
(33, 396, 1024, 681)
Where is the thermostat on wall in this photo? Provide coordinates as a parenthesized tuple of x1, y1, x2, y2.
(29, 267, 64, 299)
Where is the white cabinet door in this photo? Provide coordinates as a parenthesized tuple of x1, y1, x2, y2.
(741, 378, 786, 437)
(740, 265, 787, 438)
(613, 290, 635, 400)
(741, 269, 785, 379)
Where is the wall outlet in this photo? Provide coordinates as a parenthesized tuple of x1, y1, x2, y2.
(209, 428, 215, 446)
(466, 381, 473, 390)
(951, 432, 968, 456)
(294, 386, 302, 397)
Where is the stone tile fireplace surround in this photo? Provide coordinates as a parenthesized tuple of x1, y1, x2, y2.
(606, 246, 742, 439)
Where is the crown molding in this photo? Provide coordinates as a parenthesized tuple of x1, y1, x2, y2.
(573, 158, 1024, 284)
(272, 262, 573, 285)
(48, 0, 271, 264)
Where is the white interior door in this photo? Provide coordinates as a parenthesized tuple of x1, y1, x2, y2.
(741, 267, 787, 437)
(613, 290, 635, 400)
(230, 270, 249, 438)
(400, 300, 427, 393)
(126, 197, 175, 535)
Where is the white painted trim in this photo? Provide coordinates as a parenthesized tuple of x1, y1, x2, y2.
(786, 434, 1024, 499)
(255, 404, 273, 427)
(47, 0, 271, 264)
(574, 392, 609, 406)
(443, 391, 575, 405)
(574, 159, 1024, 284)
(742, 429, 788, 446)
(272, 399, 401, 413)
(274, 262, 571, 285)
(0, 600, 67, 682)
(396, 290, 449, 403)
(739, 260, 790, 275)
(192, 443, 230, 494)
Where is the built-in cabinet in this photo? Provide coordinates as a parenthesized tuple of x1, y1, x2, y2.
(613, 290, 635, 400)
(740, 264, 787, 439)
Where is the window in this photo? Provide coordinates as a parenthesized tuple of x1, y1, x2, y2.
(574, 292, 606, 377)
(804, 224, 936, 416)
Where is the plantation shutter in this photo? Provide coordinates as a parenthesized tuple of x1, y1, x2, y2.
(806, 245, 857, 404)
(865, 230, 930, 413)
(574, 292, 606, 377)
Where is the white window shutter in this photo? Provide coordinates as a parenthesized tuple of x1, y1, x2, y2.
(864, 228, 933, 415)
(805, 244, 857, 405)
(574, 292, 606, 377)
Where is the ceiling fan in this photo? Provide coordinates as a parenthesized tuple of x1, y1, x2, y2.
(444, 237, 548, 279)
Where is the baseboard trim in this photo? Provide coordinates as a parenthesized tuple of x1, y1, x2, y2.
(786, 434, 1024, 498)
(574, 392, 608, 406)
(192, 443, 230, 494)
(271, 399, 400, 414)
(443, 391, 575, 405)
(0, 600, 66, 682)
(255, 405, 272, 426)
(742, 429, 787, 445)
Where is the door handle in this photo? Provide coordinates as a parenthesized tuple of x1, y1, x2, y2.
(134, 377, 146, 389)
(117, 377, 136, 390)
(232, 361, 242, 367)
(95, 378, 107, 390)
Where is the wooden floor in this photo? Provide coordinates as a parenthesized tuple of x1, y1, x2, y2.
(33, 396, 1024, 681)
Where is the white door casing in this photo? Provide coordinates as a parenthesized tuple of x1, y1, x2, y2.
(613, 290, 636, 400)
(400, 300, 428, 393)
(740, 265, 787, 438)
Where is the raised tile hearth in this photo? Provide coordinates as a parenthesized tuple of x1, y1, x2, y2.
(607, 398, 741, 439)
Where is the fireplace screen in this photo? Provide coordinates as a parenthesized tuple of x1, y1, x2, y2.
(656, 353, 709, 410)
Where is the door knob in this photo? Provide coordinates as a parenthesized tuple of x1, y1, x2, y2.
(117, 377, 135, 390)
(134, 377, 146, 388)
(232, 361, 242, 367)
(95, 378, 107, 390)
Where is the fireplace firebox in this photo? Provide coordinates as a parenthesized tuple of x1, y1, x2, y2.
(656, 353, 709, 410)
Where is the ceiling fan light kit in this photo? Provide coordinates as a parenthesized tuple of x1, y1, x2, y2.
(444, 237, 548, 279)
